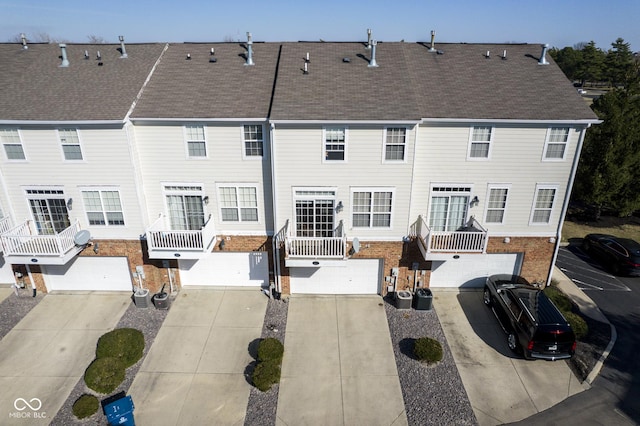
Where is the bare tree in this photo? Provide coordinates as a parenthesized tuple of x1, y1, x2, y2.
(223, 34, 238, 42)
(87, 35, 107, 44)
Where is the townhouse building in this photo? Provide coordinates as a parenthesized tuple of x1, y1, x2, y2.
(0, 34, 599, 296)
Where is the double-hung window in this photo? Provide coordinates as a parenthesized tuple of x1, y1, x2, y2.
(384, 127, 406, 161)
(543, 127, 570, 160)
(59, 128, 83, 160)
(352, 189, 393, 228)
(1, 128, 26, 160)
(82, 189, 125, 226)
(324, 127, 346, 161)
(243, 125, 263, 157)
(185, 125, 206, 158)
(468, 126, 492, 159)
(218, 185, 258, 222)
(530, 185, 557, 224)
(485, 186, 509, 224)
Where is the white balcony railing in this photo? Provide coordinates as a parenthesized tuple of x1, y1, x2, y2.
(284, 221, 347, 259)
(1, 219, 81, 257)
(414, 215, 488, 255)
(0, 216, 13, 235)
(145, 214, 216, 258)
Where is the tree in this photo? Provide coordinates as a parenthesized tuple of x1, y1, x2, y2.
(87, 35, 107, 44)
(604, 38, 635, 87)
(550, 46, 582, 81)
(576, 41, 605, 86)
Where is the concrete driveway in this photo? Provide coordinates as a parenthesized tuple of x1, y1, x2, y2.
(276, 295, 407, 426)
(434, 290, 588, 425)
(0, 292, 130, 425)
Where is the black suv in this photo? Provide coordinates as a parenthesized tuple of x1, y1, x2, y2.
(483, 274, 576, 361)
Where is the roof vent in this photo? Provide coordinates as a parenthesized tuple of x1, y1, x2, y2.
(21, 33, 28, 50)
(343, 57, 351, 63)
(368, 39, 379, 67)
(366, 28, 372, 49)
(303, 61, 309, 74)
(485, 50, 490, 59)
(429, 30, 436, 52)
(209, 48, 216, 63)
(59, 44, 69, 67)
(186, 53, 191, 60)
(118, 35, 128, 59)
(501, 49, 507, 60)
(538, 43, 549, 65)
(96, 51, 101, 60)
(245, 32, 254, 66)
(84, 50, 89, 59)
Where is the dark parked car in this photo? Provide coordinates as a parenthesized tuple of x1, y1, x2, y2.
(483, 274, 576, 361)
(581, 233, 640, 276)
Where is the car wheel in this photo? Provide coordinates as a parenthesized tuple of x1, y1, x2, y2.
(483, 286, 492, 306)
(507, 332, 521, 354)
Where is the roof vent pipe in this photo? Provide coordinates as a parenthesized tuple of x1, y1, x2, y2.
(59, 44, 69, 67)
(429, 30, 436, 52)
(21, 33, 28, 50)
(366, 28, 372, 49)
(118, 35, 128, 59)
(84, 50, 89, 59)
(245, 32, 254, 66)
(368, 39, 378, 67)
(501, 49, 507, 60)
(538, 43, 549, 65)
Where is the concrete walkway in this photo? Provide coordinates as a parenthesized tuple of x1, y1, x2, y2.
(128, 288, 267, 425)
(434, 290, 587, 426)
(0, 286, 14, 304)
(276, 295, 407, 426)
(0, 292, 130, 425)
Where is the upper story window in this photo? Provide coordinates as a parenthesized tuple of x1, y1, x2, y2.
(59, 128, 83, 160)
(82, 189, 125, 226)
(243, 125, 263, 157)
(218, 185, 259, 222)
(384, 127, 406, 162)
(485, 186, 509, 224)
(324, 127, 346, 162)
(468, 126, 493, 159)
(543, 127, 570, 160)
(1, 128, 26, 160)
(352, 189, 393, 228)
(530, 185, 557, 224)
(185, 125, 206, 158)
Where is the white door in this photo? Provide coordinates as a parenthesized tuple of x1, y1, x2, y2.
(290, 259, 381, 294)
(43, 257, 132, 291)
(429, 253, 521, 288)
(179, 252, 269, 287)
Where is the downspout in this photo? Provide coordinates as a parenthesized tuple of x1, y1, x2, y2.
(269, 121, 281, 294)
(547, 124, 591, 286)
(408, 123, 420, 236)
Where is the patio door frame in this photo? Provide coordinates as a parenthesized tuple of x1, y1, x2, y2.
(293, 187, 337, 237)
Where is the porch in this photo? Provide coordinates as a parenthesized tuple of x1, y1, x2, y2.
(145, 213, 217, 260)
(412, 215, 488, 260)
(280, 220, 348, 267)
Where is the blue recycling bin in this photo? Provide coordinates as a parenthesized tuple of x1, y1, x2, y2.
(104, 395, 135, 426)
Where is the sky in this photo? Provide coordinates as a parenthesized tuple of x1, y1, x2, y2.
(1, 0, 638, 51)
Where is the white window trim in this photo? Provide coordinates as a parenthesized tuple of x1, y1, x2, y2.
(79, 187, 126, 227)
(241, 124, 265, 160)
(542, 127, 570, 161)
(529, 184, 559, 225)
(183, 125, 208, 160)
(382, 127, 408, 163)
(467, 126, 494, 161)
(57, 128, 84, 162)
(322, 126, 348, 163)
(215, 183, 261, 223)
(1, 128, 27, 161)
(426, 184, 474, 231)
(350, 187, 395, 229)
(483, 184, 511, 225)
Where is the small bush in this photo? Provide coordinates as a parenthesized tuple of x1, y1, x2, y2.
(72, 394, 99, 419)
(257, 337, 284, 362)
(252, 359, 281, 392)
(84, 357, 126, 394)
(564, 311, 589, 340)
(544, 286, 573, 312)
(96, 328, 145, 368)
(414, 337, 443, 364)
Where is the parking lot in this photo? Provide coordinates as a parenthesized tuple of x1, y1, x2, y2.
(556, 246, 632, 292)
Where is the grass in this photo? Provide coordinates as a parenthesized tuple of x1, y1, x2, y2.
(72, 394, 99, 419)
(96, 328, 145, 368)
(562, 215, 640, 243)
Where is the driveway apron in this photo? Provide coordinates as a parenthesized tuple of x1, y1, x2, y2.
(0, 292, 130, 425)
(128, 288, 267, 425)
(434, 290, 587, 426)
(277, 295, 407, 426)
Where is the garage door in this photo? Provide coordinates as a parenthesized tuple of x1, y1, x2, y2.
(429, 253, 521, 288)
(179, 252, 269, 287)
(290, 259, 382, 294)
(43, 257, 133, 291)
(0, 256, 16, 284)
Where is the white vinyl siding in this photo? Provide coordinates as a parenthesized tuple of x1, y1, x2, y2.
(543, 127, 570, 160)
(58, 128, 83, 160)
(82, 189, 125, 226)
(485, 186, 509, 224)
(468, 126, 492, 159)
(243, 124, 264, 157)
(383, 127, 406, 162)
(185, 125, 207, 158)
(218, 185, 259, 222)
(530, 185, 558, 224)
(1, 128, 26, 160)
(324, 127, 346, 162)
(351, 189, 393, 228)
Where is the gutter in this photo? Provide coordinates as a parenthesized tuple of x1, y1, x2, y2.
(420, 118, 602, 125)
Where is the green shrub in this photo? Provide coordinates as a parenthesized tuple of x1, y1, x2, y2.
(543, 286, 573, 312)
(564, 311, 589, 340)
(257, 337, 284, 362)
(96, 328, 145, 368)
(252, 359, 281, 392)
(72, 394, 99, 419)
(84, 357, 126, 394)
(413, 337, 443, 364)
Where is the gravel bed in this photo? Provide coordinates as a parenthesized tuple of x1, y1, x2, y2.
(50, 295, 171, 425)
(244, 296, 289, 426)
(384, 296, 477, 426)
(0, 288, 43, 340)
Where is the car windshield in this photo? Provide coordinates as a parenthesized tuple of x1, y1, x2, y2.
(619, 238, 640, 256)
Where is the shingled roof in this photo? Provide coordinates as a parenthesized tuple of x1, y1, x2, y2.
(0, 43, 165, 122)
